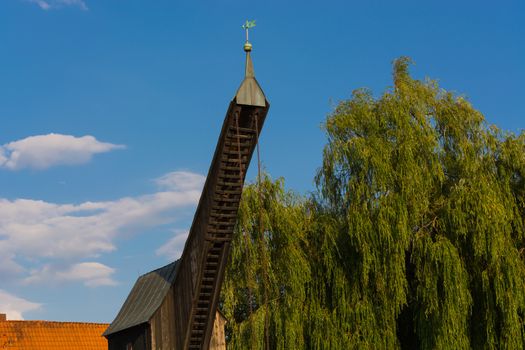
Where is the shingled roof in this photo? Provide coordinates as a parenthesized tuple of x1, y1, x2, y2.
(0, 319, 108, 350)
(103, 260, 180, 336)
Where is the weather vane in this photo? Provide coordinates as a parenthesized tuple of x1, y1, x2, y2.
(242, 20, 256, 52)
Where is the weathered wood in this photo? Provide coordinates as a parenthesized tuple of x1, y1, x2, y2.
(170, 99, 268, 349)
(209, 311, 227, 350)
(107, 49, 269, 350)
(107, 324, 150, 350)
(228, 126, 256, 134)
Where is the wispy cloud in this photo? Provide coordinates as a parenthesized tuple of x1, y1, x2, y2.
(25, 262, 117, 287)
(156, 230, 189, 261)
(27, 0, 88, 10)
(0, 134, 124, 170)
(59, 0, 88, 10)
(0, 290, 41, 320)
(28, 0, 51, 10)
(0, 171, 203, 287)
(156, 171, 206, 191)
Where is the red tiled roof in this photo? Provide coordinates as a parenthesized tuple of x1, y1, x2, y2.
(0, 320, 108, 350)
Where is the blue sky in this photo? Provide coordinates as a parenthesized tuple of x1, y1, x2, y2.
(0, 0, 523, 323)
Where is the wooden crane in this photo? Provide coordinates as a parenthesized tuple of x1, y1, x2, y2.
(104, 24, 268, 350)
(172, 33, 269, 350)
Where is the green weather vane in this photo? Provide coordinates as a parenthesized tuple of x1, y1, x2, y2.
(242, 20, 256, 42)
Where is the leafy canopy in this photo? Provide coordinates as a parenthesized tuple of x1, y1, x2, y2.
(221, 58, 525, 349)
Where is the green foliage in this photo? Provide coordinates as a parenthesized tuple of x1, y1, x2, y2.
(221, 176, 311, 349)
(220, 58, 525, 349)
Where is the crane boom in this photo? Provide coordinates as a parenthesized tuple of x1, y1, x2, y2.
(172, 49, 269, 350)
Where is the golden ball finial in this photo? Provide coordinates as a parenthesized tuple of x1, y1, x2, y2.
(242, 20, 255, 52)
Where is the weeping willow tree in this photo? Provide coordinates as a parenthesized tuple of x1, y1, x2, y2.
(221, 176, 311, 349)
(221, 58, 525, 349)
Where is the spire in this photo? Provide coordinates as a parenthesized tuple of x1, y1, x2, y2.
(235, 20, 267, 107)
(245, 52, 255, 79)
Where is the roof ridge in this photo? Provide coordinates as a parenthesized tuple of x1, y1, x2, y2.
(141, 259, 178, 276)
(0, 320, 109, 325)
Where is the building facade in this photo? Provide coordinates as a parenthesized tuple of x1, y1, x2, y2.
(103, 261, 227, 350)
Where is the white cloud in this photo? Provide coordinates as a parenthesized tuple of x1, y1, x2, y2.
(0, 134, 124, 170)
(0, 171, 203, 287)
(61, 262, 116, 287)
(25, 262, 117, 287)
(27, 0, 88, 10)
(28, 0, 50, 10)
(0, 255, 25, 280)
(155, 171, 206, 191)
(0, 290, 41, 320)
(156, 230, 189, 261)
(58, 0, 88, 10)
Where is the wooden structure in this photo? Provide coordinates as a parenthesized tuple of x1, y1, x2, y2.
(0, 313, 108, 350)
(104, 39, 269, 350)
(103, 261, 227, 350)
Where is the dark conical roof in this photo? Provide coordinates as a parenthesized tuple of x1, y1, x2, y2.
(235, 50, 267, 107)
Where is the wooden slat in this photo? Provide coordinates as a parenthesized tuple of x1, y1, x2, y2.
(224, 140, 252, 147)
(220, 155, 248, 162)
(217, 166, 245, 172)
(228, 126, 256, 134)
(213, 197, 240, 203)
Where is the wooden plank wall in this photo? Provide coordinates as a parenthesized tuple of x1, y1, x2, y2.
(150, 294, 227, 350)
(150, 286, 177, 350)
(107, 324, 150, 350)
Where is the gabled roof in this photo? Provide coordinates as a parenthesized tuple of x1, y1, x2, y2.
(0, 320, 108, 350)
(103, 260, 180, 337)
